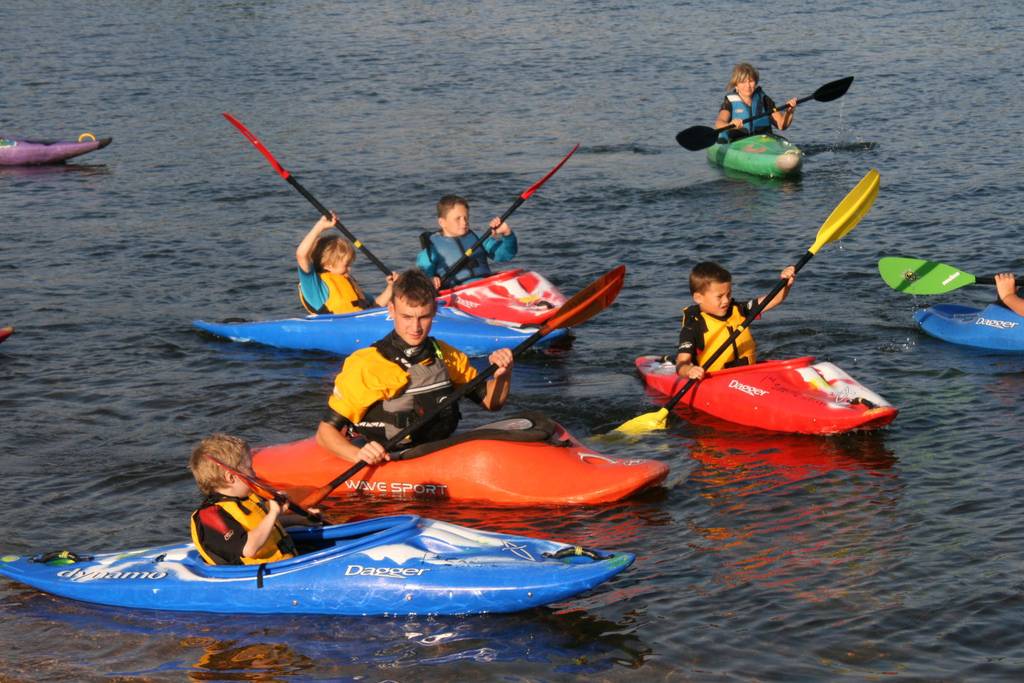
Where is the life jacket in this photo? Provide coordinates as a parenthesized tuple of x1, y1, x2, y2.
(719, 86, 773, 142)
(682, 303, 757, 372)
(190, 493, 296, 566)
(355, 334, 461, 446)
(299, 272, 371, 315)
(421, 230, 492, 285)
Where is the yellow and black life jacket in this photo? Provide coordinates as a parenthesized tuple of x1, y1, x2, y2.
(299, 272, 372, 315)
(354, 334, 461, 446)
(190, 493, 296, 566)
(682, 303, 757, 372)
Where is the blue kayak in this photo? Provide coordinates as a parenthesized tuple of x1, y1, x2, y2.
(0, 515, 633, 616)
(193, 305, 569, 357)
(914, 304, 1024, 352)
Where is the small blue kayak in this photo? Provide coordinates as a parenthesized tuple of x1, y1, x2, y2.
(0, 515, 633, 616)
(914, 304, 1024, 352)
(194, 305, 569, 357)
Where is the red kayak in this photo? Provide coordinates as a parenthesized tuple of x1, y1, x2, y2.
(0, 326, 12, 344)
(635, 356, 898, 435)
(254, 414, 668, 505)
(437, 269, 566, 326)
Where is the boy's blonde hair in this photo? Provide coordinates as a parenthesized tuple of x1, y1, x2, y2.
(189, 433, 251, 496)
(314, 235, 356, 272)
(726, 63, 760, 91)
(689, 261, 732, 295)
(436, 194, 469, 218)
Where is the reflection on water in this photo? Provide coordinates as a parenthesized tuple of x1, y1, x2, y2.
(1, 588, 649, 679)
(0, 163, 112, 178)
(681, 426, 901, 604)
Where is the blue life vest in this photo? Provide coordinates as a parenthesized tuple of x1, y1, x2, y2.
(425, 230, 493, 284)
(719, 87, 773, 142)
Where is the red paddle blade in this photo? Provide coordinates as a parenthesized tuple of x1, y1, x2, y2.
(202, 454, 284, 501)
(222, 113, 291, 180)
(202, 454, 321, 522)
(541, 264, 626, 333)
(520, 144, 579, 200)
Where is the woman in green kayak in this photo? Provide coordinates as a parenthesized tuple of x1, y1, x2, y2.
(716, 63, 798, 142)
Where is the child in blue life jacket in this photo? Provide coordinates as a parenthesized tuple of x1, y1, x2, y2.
(995, 273, 1024, 316)
(716, 63, 798, 143)
(675, 261, 796, 380)
(296, 213, 397, 314)
(188, 434, 311, 566)
(415, 194, 517, 289)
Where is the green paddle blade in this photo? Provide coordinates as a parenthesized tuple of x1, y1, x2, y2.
(878, 257, 977, 295)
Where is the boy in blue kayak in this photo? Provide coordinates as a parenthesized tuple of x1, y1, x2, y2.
(296, 212, 397, 314)
(416, 195, 517, 288)
(716, 63, 798, 143)
(995, 273, 1024, 316)
(675, 261, 796, 380)
(188, 433, 303, 565)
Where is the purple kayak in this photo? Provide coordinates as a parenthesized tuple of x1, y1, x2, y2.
(0, 135, 112, 165)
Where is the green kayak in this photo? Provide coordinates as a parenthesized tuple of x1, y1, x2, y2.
(706, 134, 803, 179)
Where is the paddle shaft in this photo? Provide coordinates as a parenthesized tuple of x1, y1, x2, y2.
(676, 77, 853, 151)
(203, 455, 324, 523)
(718, 76, 853, 134)
(664, 251, 810, 413)
(285, 176, 392, 276)
(436, 198, 524, 290)
(222, 113, 392, 276)
(436, 145, 578, 290)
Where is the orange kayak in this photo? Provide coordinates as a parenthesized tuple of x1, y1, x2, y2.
(254, 415, 668, 505)
(0, 326, 12, 344)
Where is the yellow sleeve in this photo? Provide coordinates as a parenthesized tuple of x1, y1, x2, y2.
(436, 340, 478, 385)
(326, 348, 409, 423)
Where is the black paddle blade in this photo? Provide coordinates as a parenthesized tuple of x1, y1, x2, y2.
(813, 76, 854, 103)
(676, 126, 718, 151)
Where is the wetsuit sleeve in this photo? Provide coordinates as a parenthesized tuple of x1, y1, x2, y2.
(720, 95, 731, 113)
(677, 312, 704, 358)
(193, 505, 248, 565)
(483, 231, 518, 263)
(297, 267, 329, 313)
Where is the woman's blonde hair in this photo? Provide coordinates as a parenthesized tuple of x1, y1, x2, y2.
(727, 63, 760, 91)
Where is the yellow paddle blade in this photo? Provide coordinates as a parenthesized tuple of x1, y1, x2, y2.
(809, 169, 880, 255)
(613, 407, 670, 435)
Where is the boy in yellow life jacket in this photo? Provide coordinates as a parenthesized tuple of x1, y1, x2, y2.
(675, 261, 796, 380)
(316, 269, 514, 466)
(188, 434, 303, 565)
(296, 212, 398, 314)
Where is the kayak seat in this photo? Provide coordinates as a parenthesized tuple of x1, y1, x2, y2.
(396, 411, 567, 461)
